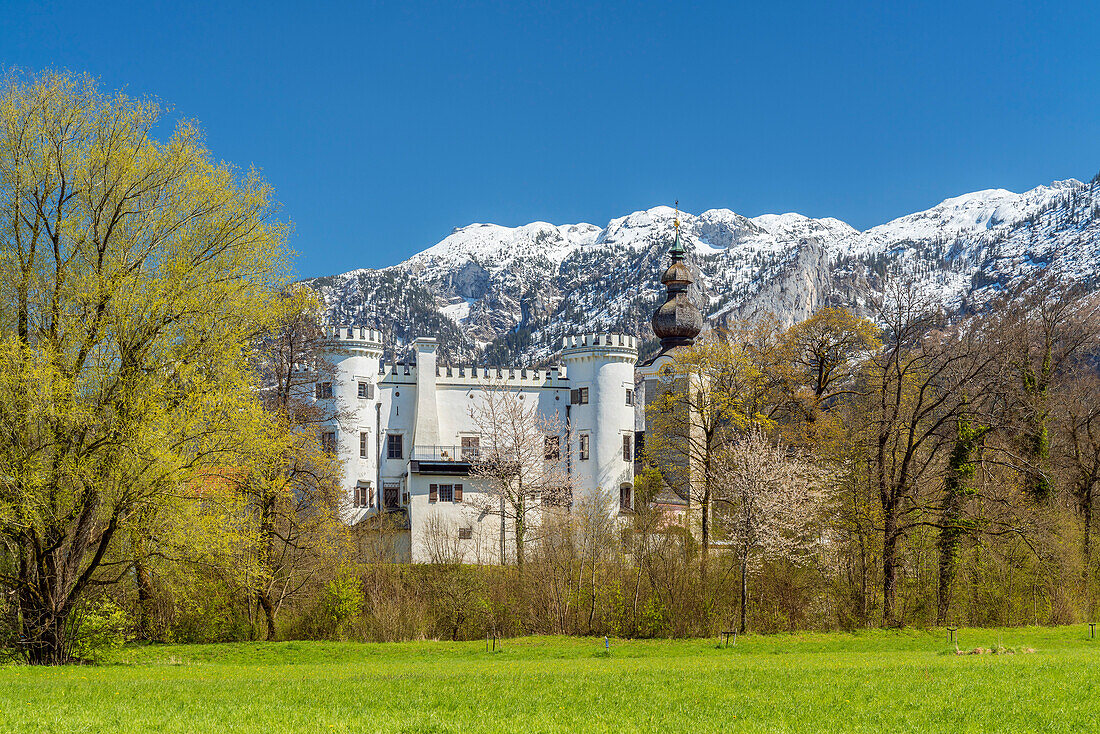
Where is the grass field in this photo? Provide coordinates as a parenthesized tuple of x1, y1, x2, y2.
(0, 626, 1098, 732)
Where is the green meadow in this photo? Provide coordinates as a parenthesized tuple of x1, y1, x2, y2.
(1, 627, 1097, 732)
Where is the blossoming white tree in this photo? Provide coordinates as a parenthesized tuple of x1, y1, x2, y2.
(713, 424, 830, 633)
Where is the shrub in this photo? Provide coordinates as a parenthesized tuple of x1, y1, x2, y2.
(70, 599, 131, 662)
(318, 574, 364, 640)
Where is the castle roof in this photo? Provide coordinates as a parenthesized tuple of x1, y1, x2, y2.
(651, 214, 702, 351)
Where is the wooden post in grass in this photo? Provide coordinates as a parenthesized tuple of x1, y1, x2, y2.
(1089, 623, 1096, 640)
(947, 627, 958, 647)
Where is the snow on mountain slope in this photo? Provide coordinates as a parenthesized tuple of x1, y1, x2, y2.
(306, 174, 1100, 364)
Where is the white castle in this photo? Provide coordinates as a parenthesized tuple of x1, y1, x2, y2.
(318, 219, 701, 563)
(319, 327, 638, 562)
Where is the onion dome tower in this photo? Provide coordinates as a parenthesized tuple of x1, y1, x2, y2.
(651, 205, 703, 351)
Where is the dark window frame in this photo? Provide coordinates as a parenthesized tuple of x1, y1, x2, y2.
(544, 435, 560, 460)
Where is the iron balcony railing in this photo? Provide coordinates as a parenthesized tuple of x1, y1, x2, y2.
(411, 445, 533, 465)
(411, 445, 483, 463)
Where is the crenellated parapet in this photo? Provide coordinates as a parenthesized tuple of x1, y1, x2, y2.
(435, 364, 568, 387)
(324, 324, 384, 345)
(561, 333, 638, 363)
(379, 362, 569, 387)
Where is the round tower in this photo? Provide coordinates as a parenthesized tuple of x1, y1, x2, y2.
(323, 325, 385, 518)
(560, 333, 638, 510)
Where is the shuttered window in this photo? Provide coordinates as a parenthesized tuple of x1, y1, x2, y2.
(625, 388, 634, 406)
(623, 434, 632, 462)
(439, 484, 454, 503)
(570, 387, 589, 405)
(429, 484, 438, 503)
(580, 434, 590, 461)
(315, 382, 333, 399)
(358, 381, 374, 399)
(354, 482, 372, 508)
(360, 431, 369, 458)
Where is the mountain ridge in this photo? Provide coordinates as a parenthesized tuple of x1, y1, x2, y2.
(306, 174, 1100, 364)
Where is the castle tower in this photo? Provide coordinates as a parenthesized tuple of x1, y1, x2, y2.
(637, 208, 703, 508)
(560, 333, 639, 510)
(650, 211, 703, 351)
(323, 325, 385, 517)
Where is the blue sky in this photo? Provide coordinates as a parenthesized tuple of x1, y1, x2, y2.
(3, 0, 1099, 277)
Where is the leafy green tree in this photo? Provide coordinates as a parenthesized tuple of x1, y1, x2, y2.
(0, 71, 290, 663)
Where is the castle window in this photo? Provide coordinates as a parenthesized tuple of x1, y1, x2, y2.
(625, 388, 634, 406)
(620, 483, 633, 512)
(438, 484, 454, 503)
(358, 381, 374, 399)
(354, 481, 372, 508)
(571, 387, 589, 405)
(387, 433, 403, 459)
(544, 435, 560, 460)
(384, 482, 400, 508)
(458, 526, 473, 540)
(623, 434, 633, 462)
(315, 382, 333, 400)
(461, 436, 480, 461)
(579, 434, 590, 461)
(321, 430, 336, 454)
(360, 431, 369, 458)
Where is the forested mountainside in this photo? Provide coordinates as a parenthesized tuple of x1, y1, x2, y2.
(306, 173, 1100, 364)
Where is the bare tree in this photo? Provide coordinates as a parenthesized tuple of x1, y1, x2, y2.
(712, 424, 830, 633)
(862, 281, 996, 627)
(242, 285, 350, 640)
(1053, 372, 1100, 586)
(988, 279, 1100, 501)
(466, 380, 571, 566)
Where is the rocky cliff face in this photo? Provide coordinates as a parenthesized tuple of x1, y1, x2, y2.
(306, 175, 1100, 364)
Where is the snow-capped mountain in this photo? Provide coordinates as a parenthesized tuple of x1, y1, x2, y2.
(306, 174, 1100, 364)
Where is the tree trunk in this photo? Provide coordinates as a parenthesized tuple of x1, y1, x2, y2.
(134, 554, 156, 641)
(936, 420, 983, 626)
(882, 508, 900, 628)
(257, 591, 277, 641)
(1084, 479, 1094, 584)
(700, 482, 710, 585)
(739, 547, 749, 634)
(515, 506, 525, 568)
(19, 587, 70, 665)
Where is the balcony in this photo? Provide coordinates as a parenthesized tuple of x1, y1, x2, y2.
(410, 445, 480, 476)
(409, 445, 522, 476)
